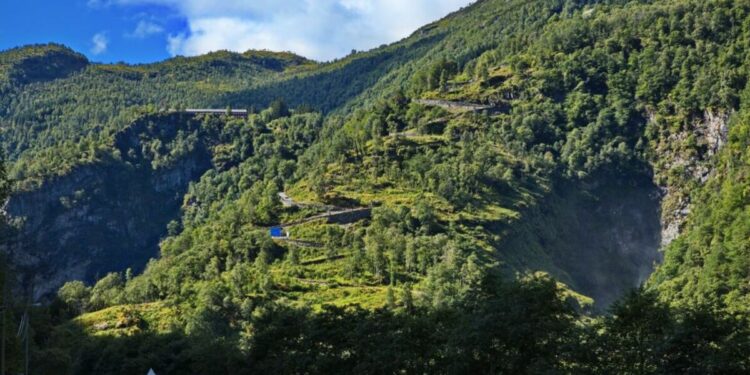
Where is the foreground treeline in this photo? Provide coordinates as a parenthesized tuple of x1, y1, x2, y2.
(18, 274, 747, 374)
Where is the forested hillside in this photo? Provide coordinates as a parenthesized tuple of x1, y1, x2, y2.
(3, 0, 750, 373)
(1, 45, 310, 181)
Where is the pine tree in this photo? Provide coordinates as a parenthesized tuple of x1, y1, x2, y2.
(402, 283, 414, 312)
(287, 247, 300, 266)
(386, 286, 396, 310)
(254, 249, 270, 274)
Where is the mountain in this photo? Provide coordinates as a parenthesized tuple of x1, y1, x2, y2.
(3, 0, 750, 373)
(0, 44, 314, 294)
(3, 0, 613, 299)
(0, 44, 311, 161)
(0, 44, 89, 88)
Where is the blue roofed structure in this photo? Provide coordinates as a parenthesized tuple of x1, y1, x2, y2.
(270, 227, 285, 238)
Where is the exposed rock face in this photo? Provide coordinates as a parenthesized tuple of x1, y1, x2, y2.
(4, 158, 207, 297)
(653, 110, 730, 248)
(2, 114, 214, 297)
(659, 207, 685, 248)
(701, 110, 730, 158)
(0, 104, 730, 303)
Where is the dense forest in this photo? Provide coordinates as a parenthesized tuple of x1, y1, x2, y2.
(3, 0, 750, 373)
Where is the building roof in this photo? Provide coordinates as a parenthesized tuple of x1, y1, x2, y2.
(270, 227, 286, 238)
(185, 108, 248, 114)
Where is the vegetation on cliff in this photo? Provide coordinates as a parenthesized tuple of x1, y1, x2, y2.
(3, 0, 750, 372)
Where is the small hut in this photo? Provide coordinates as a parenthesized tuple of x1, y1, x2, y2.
(270, 226, 287, 238)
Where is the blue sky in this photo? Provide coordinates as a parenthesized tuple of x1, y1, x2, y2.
(0, 0, 473, 64)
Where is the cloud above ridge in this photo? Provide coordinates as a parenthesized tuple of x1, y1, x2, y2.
(106, 0, 474, 61)
(91, 32, 109, 54)
(128, 20, 164, 39)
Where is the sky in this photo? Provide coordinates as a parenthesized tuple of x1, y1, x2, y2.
(0, 0, 474, 64)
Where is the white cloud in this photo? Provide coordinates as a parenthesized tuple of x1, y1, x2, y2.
(91, 32, 109, 55)
(103, 0, 474, 61)
(167, 33, 186, 56)
(128, 20, 164, 38)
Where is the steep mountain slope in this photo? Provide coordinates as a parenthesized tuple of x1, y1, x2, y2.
(7, 0, 745, 306)
(4, 113, 229, 294)
(265, 0, 748, 308)
(218, 0, 576, 112)
(0, 45, 312, 293)
(3, 0, 613, 297)
(0, 44, 311, 162)
(5, 0, 750, 372)
(0, 44, 88, 89)
(650, 105, 750, 313)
